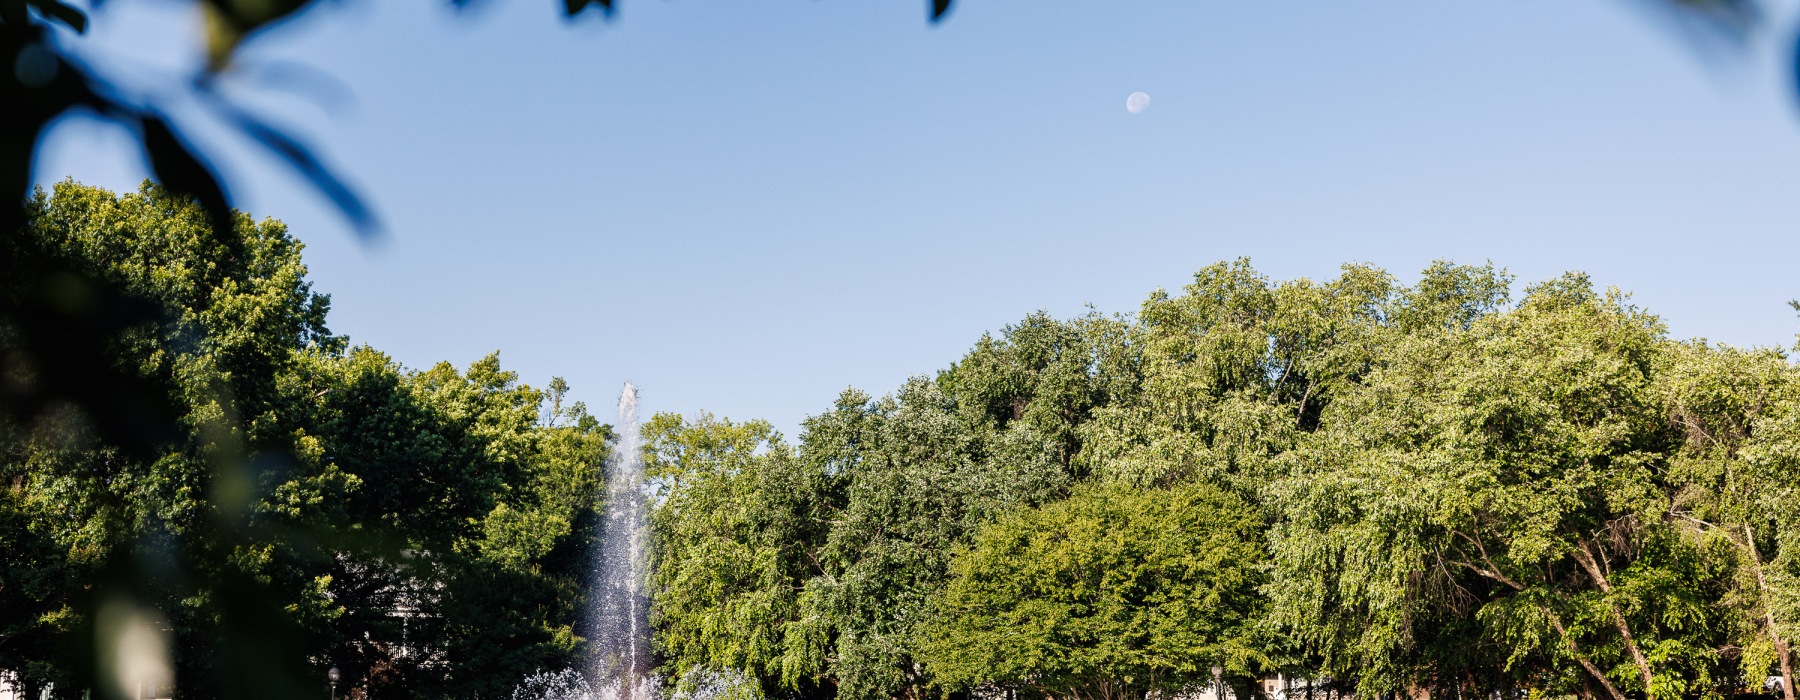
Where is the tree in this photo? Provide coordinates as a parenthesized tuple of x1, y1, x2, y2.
(646, 411, 836, 698)
(917, 482, 1266, 700)
(648, 322, 1108, 700)
(936, 311, 1135, 472)
(1658, 341, 1800, 699)
(1080, 259, 1373, 492)
(0, 479, 84, 699)
(1269, 275, 1744, 700)
(1744, 359, 1800, 697)
(0, 180, 338, 699)
(0, 181, 614, 698)
(638, 258, 1800, 700)
(645, 259, 1545, 700)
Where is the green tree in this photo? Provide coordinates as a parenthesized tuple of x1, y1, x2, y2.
(1270, 275, 1742, 700)
(1079, 259, 1508, 493)
(918, 482, 1266, 700)
(0, 478, 85, 698)
(1743, 358, 1800, 697)
(1, 181, 614, 698)
(936, 311, 1136, 472)
(646, 411, 836, 698)
(647, 259, 1535, 700)
(1659, 341, 1800, 698)
(2, 180, 339, 698)
(276, 349, 612, 699)
(648, 322, 1110, 700)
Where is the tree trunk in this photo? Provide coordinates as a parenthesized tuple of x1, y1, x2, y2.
(1572, 542, 1655, 693)
(1745, 524, 1797, 700)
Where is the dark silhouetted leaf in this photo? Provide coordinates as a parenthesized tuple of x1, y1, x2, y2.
(931, 0, 952, 22)
(204, 97, 380, 237)
(139, 113, 235, 244)
(563, 0, 613, 18)
(0, 0, 26, 26)
(26, 0, 86, 33)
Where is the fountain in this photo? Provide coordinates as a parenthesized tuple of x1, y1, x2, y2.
(589, 381, 655, 700)
(514, 382, 760, 700)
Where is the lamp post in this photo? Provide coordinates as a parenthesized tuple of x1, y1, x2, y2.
(328, 666, 340, 700)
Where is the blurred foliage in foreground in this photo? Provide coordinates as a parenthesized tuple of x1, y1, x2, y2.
(1, 181, 612, 699)
(648, 259, 1800, 700)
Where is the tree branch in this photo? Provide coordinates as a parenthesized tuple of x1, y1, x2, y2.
(1450, 529, 1525, 591)
(1744, 523, 1796, 700)
(1544, 607, 1629, 700)
(1571, 540, 1654, 692)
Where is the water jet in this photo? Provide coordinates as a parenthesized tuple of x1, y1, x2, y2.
(589, 382, 654, 700)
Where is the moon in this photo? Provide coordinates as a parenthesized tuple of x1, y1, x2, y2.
(1125, 91, 1150, 114)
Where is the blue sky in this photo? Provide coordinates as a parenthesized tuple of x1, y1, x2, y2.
(35, 0, 1800, 436)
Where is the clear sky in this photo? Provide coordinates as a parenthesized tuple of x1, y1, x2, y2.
(35, 0, 1800, 437)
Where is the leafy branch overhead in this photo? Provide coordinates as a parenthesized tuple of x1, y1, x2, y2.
(0, 0, 1785, 243)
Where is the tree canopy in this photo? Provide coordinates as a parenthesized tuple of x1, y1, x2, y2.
(2, 181, 613, 699)
(5, 181, 1800, 700)
(919, 482, 1265, 700)
(647, 259, 1800, 700)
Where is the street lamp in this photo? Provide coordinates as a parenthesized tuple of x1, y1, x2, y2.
(327, 666, 340, 700)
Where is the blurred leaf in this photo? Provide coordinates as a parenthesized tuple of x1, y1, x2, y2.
(205, 97, 380, 238)
(139, 113, 235, 244)
(1627, 0, 1764, 56)
(220, 59, 357, 112)
(563, 0, 614, 18)
(199, 0, 314, 68)
(1674, 0, 1762, 37)
(26, 0, 87, 33)
(931, 0, 952, 22)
